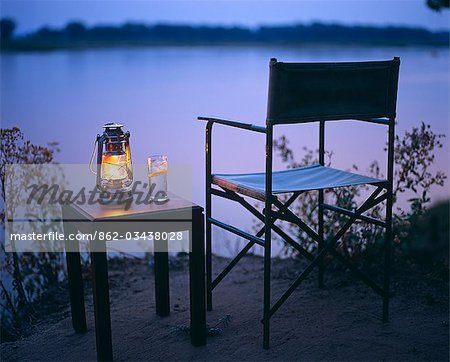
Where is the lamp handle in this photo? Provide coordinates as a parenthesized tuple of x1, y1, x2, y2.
(89, 139, 98, 175)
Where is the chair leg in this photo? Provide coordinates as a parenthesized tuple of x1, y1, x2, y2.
(205, 122, 213, 312)
(206, 214, 212, 311)
(318, 189, 324, 288)
(383, 189, 393, 322)
(263, 211, 272, 349)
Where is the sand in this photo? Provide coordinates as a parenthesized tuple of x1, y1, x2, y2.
(1, 254, 448, 361)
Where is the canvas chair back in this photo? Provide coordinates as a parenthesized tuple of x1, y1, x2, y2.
(266, 58, 400, 125)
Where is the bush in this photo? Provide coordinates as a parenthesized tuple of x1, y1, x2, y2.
(0, 127, 62, 342)
(254, 122, 447, 261)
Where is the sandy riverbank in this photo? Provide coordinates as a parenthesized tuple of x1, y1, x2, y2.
(1, 254, 448, 361)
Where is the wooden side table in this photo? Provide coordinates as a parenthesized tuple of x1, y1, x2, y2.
(62, 194, 206, 361)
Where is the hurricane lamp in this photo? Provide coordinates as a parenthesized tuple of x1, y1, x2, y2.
(90, 123, 133, 200)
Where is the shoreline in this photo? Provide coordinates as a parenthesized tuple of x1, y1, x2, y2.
(2, 41, 449, 53)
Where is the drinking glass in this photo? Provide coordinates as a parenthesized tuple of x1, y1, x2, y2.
(147, 155, 168, 201)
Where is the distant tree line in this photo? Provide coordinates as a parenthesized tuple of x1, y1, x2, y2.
(0, 18, 449, 51)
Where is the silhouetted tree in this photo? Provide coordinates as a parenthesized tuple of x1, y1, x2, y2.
(64, 21, 86, 40)
(427, 0, 450, 11)
(0, 18, 16, 43)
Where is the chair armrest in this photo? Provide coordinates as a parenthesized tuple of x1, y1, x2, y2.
(355, 117, 390, 125)
(197, 116, 266, 133)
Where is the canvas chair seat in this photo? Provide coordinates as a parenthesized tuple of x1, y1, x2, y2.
(212, 164, 387, 201)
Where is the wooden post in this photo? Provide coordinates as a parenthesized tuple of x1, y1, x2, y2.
(90, 239, 113, 361)
(190, 210, 207, 346)
(154, 238, 170, 317)
(62, 207, 87, 334)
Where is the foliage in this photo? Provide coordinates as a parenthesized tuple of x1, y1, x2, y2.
(391, 123, 445, 215)
(427, 0, 450, 11)
(64, 21, 87, 39)
(405, 199, 449, 275)
(0, 127, 61, 342)
(255, 123, 446, 260)
(0, 18, 15, 43)
(1, 18, 448, 51)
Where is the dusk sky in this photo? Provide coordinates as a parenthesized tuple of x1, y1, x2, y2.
(1, 0, 449, 34)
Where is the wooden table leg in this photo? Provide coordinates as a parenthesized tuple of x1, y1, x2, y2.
(154, 238, 170, 316)
(190, 211, 206, 346)
(90, 240, 113, 361)
(62, 216, 87, 333)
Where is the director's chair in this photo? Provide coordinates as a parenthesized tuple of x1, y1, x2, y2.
(198, 57, 400, 349)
